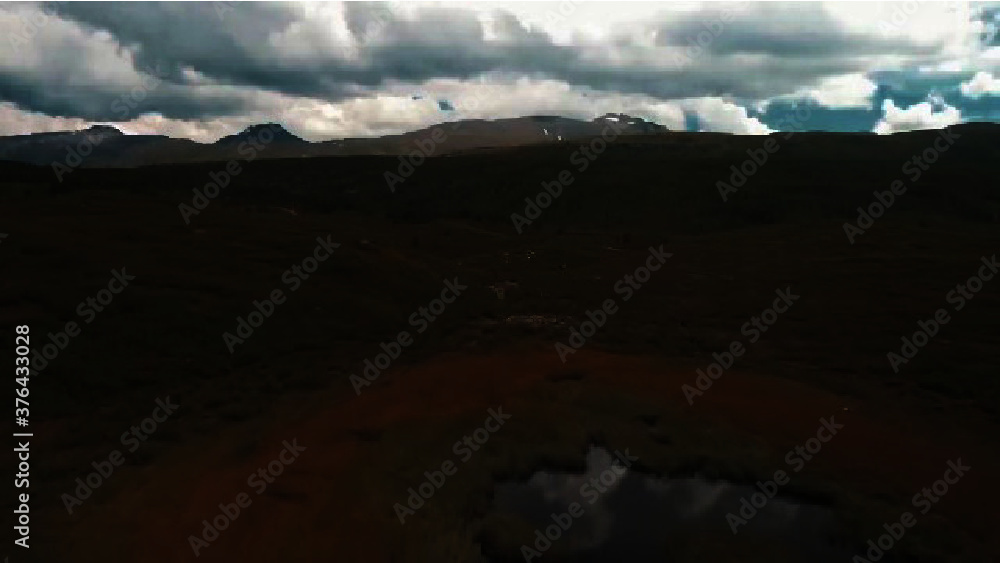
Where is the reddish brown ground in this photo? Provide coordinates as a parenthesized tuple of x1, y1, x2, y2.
(60, 347, 999, 562)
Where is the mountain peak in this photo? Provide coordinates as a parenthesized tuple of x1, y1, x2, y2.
(83, 124, 124, 137)
(240, 123, 286, 135)
(593, 113, 668, 133)
(217, 123, 306, 144)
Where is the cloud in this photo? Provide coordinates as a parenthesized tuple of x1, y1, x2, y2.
(873, 99, 961, 134)
(653, 2, 929, 58)
(960, 70, 1000, 97)
(792, 73, 878, 109)
(21, 3, 981, 103)
(0, 2, 255, 121)
(0, 1, 995, 138)
(367, 76, 690, 133)
(681, 97, 772, 134)
(0, 102, 89, 135)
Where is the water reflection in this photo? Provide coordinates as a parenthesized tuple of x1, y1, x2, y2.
(486, 446, 852, 562)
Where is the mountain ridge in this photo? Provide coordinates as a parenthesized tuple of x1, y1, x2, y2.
(2, 115, 999, 169)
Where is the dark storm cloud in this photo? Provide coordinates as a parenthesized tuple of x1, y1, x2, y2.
(341, 1, 396, 38)
(0, 2, 283, 120)
(652, 3, 935, 58)
(40, 2, 319, 90)
(335, 2, 914, 101)
(33, 1, 573, 106)
(28, 3, 904, 99)
(555, 52, 877, 101)
(345, 5, 575, 83)
(0, 64, 250, 122)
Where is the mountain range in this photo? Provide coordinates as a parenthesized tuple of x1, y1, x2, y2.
(0, 114, 669, 168)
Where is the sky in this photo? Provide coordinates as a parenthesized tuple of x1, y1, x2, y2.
(3, 1, 1000, 142)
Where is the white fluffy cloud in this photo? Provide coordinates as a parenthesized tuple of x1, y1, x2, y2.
(793, 73, 879, 109)
(873, 99, 961, 134)
(682, 97, 772, 135)
(960, 71, 1000, 97)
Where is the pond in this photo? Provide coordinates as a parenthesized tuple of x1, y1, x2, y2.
(480, 446, 855, 562)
